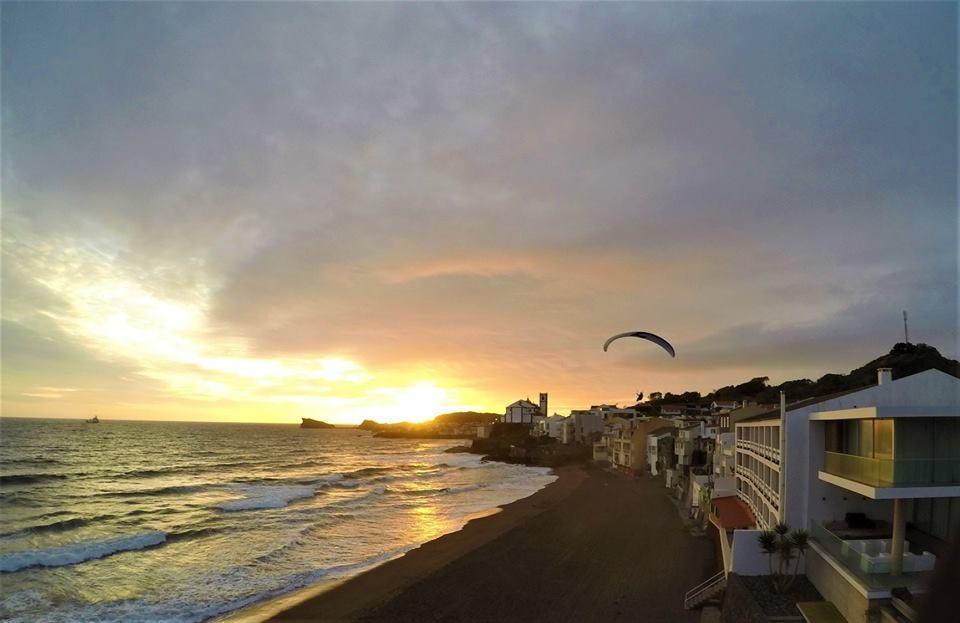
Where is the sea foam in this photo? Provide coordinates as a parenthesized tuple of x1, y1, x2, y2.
(0, 531, 167, 573)
(216, 485, 317, 511)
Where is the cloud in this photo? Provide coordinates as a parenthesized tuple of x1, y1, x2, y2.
(2, 2, 956, 419)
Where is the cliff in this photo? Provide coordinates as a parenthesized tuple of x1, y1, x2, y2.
(300, 418, 336, 429)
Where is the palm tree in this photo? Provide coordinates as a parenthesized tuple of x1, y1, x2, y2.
(757, 530, 778, 577)
(776, 538, 796, 592)
(785, 529, 810, 590)
(757, 524, 810, 593)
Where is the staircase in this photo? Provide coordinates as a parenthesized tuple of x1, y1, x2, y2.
(683, 570, 726, 609)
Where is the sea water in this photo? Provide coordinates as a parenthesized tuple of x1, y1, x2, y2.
(0, 419, 556, 622)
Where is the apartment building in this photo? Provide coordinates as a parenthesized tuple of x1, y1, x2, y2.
(729, 368, 960, 623)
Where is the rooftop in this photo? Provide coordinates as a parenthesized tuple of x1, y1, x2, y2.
(710, 495, 755, 530)
(737, 386, 872, 423)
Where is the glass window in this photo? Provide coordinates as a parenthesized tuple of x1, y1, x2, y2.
(859, 420, 874, 458)
(875, 420, 894, 460)
(825, 421, 842, 453)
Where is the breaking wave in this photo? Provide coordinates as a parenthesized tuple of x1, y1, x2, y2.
(0, 531, 167, 573)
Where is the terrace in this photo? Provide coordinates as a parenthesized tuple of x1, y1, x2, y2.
(808, 518, 935, 592)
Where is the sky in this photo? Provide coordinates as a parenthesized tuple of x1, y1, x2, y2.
(2, 2, 957, 424)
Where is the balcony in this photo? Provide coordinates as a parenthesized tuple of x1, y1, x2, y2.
(735, 439, 781, 465)
(823, 452, 960, 488)
(738, 466, 779, 510)
(809, 521, 935, 591)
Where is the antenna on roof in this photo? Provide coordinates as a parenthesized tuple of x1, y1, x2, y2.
(902, 310, 909, 344)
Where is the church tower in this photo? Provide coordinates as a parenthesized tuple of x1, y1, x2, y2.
(539, 392, 548, 416)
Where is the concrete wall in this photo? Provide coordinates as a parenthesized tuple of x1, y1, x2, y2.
(806, 545, 873, 623)
(730, 529, 768, 575)
(729, 528, 809, 577)
(710, 517, 733, 573)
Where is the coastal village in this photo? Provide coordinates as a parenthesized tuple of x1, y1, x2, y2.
(441, 343, 959, 623)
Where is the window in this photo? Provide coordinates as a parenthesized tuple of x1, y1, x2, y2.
(875, 420, 893, 460)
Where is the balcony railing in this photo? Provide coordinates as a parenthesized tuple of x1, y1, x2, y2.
(809, 521, 934, 590)
(738, 466, 779, 510)
(823, 452, 960, 487)
(735, 439, 781, 464)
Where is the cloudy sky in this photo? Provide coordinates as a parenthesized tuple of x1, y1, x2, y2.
(2, 2, 956, 423)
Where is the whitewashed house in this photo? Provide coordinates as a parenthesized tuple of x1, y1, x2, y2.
(563, 411, 604, 444)
(535, 414, 568, 439)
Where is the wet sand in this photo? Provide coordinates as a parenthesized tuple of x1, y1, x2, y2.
(259, 466, 715, 622)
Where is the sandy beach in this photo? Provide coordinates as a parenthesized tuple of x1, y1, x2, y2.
(250, 466, 716, 622)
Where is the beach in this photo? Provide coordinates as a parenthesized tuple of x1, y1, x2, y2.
(254, 466, 716, 622)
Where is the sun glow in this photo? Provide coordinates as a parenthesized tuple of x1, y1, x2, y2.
(6, 231, 483, 423)
(372, 382, 454, 424)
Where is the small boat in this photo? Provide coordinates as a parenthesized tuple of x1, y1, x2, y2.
(85, 415, 100, 424)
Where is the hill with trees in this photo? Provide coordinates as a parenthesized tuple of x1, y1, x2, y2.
(647, 343, 958, 408)
(357, 410, 501, 438)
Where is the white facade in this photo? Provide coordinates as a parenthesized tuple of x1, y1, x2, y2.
(535, 414, 568, 439)
(503, 399, 542, 424)
(647, 432, 666, 475)
(730, 368, 960, 615)
(734, 418, 782, 530)
(562, 411, 603, 444)
(675, 421, 718, 468)
(714, 432, 736, 478)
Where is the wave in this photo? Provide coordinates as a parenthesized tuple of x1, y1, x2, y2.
(0, 531, 166, 573)
(216, 485, 318, 512)
(167, 526, 222, 542)
(0, 473, 69, 486)
(0, 515, 106, 539)
(292, 473, 344, 487)
(279, 459, 329, 470)
(111, 460, 266, 480)
(10, 544, 419, 623)
(0, 457, 63, 467)
(99, 483, 216, 498)
(343, 466, 393, 478)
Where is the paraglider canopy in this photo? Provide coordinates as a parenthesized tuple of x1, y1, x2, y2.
(602, 331, 676, 358)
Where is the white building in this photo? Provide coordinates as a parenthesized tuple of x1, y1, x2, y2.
(675, 421, 718, 471)
(503, 393, 548, 424)
(562, 411, 604, 444)
(734, 415, 782, 530)
(729, 368, 960, 623)
(647, 430, 670, 475)
(714, 432, 736, 478)
(535, 414, 568, 439)
(711, 400, 740, 414)
(573, 404, 649, 421)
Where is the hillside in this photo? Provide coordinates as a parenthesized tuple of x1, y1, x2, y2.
(652, 343, 958, 406)
(356, 411, 501, 438)
(300, 418, 336, 429)
(432, 411, 500, 425)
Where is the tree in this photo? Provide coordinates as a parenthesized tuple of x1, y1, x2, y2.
(758, 531, 777, 576)
(757, 523, 809, 593)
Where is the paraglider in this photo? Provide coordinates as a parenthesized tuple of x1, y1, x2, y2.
(602, 331, 676, 358)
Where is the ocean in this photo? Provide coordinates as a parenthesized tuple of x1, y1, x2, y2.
(0, 419, 556, 622)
